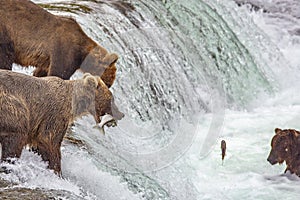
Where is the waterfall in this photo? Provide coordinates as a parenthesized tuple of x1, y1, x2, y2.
(1, 0, 294, 199)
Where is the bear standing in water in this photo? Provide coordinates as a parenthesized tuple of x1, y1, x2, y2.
(0, 70, 124, 174)
(0, 0, 118, 87)
(267, 128, 300, 176)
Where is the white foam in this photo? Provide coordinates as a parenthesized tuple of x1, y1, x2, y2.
(0, 150, 85, 197)
(62, 146, 141, 200)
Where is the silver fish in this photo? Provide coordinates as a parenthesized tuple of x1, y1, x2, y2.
(93, 114, 117, 134)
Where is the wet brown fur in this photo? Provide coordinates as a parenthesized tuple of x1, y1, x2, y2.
(0, 0, 118, 87)
(267, 128, 300, 176)
(0, 70, 124, 174)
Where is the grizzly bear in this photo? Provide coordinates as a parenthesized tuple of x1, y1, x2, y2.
(0, 70, 124, 174)
(267, 128, 300, 176)
(0, 0, 118, 87)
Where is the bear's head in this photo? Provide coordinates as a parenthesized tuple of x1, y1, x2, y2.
(267, 128, 300, 165)
(81, 73, 124, 126)
(81, 46, 118, 88)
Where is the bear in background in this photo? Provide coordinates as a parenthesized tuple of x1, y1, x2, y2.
(0, 0, 118, 87)
(267, 128, 300, 176)
(0, 70, 124, 174)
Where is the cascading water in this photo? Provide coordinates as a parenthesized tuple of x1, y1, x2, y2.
(1, 0, 299, 199)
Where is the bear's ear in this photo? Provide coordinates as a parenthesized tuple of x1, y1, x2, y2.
(83, 73, 92, 79)
(297, 133, 300, 144)
(83, 73, 98, 88)
(94, 77, 108, 94)
(290, 129, 300, 141)
(104, 53, 118, 66)
(275, 128, 282, 134)
(293, 130, 300, 137)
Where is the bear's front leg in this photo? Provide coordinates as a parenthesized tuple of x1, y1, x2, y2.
(47, 147, 62, 176)
(0, 24, 15, 70)
(33, 67, 48, 77)
(47, 62, 77, 80)
(36, 141, 62, 175)
(0, 44, 14, 71)
(47, 43, 79, 80)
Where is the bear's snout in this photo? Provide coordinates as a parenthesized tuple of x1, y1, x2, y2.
(112, 107, 124, 121)
(111, 101, 124, 121)
(267, 153, 278, 165)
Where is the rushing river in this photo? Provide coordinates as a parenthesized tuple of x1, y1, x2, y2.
(1, 0, 300, 199)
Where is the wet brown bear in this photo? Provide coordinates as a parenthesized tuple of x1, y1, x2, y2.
(267, 128, 300, 176)
(0, 70, 124, 174)
(0, 0, 117, 87)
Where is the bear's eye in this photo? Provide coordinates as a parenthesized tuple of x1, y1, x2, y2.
(285, 148, 289, 152)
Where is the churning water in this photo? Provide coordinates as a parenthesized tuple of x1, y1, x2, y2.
(1, 0, 300, 199)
